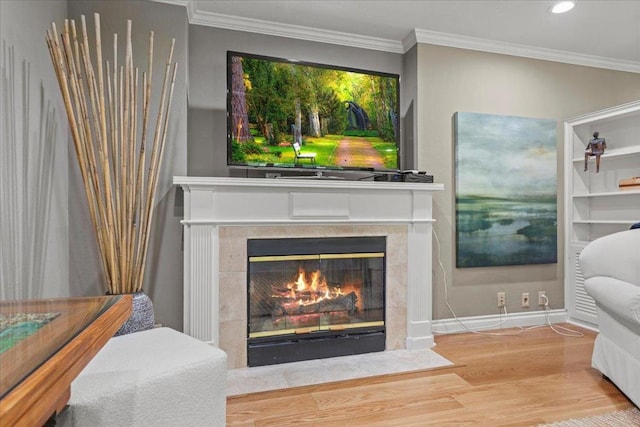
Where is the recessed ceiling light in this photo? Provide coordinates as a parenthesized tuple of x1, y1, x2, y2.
(551, 1, 575, 14)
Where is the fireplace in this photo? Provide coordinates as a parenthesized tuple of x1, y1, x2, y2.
(247, 236, 386, 366)
(174, 176, 443, 368)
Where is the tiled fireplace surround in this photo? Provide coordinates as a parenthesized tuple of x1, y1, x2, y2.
(174, 177, 443, 368)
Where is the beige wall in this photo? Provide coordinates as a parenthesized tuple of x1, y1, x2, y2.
(416, 43, 640, 320)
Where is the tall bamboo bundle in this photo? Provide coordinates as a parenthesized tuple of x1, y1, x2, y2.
(45, 14, 178, 294)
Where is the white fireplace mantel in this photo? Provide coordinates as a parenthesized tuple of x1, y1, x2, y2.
(174, 176, 444, 354)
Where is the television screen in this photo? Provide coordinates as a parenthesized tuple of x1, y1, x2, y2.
(227, 51, 400, 173)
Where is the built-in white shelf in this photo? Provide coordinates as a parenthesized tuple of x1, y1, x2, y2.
(564, 99, 640, 329)
(573, 219, 637, 225)
(572, 145, 640, 162)
(570, 239, 590, 246)
(573, 189, 640, 198)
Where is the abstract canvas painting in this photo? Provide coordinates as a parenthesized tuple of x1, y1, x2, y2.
(455, 112, 557, 268)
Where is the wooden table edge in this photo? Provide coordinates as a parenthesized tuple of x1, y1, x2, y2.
(0, 294, 133, 426)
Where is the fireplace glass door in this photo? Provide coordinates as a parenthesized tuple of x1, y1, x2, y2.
(247, 236, 386, 366)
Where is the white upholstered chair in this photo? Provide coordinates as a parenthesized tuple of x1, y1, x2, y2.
(579, 228, 640, 407)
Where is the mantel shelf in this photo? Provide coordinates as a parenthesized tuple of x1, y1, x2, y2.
(174, 176, 444, 192)
(181, 218, 436, 226)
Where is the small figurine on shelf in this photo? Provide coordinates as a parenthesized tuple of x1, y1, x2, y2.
(584, 131, 607, 173)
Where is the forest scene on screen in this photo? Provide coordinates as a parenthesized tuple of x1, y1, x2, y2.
(229, 53, 399, 170)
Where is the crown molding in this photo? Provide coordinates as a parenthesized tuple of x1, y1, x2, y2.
(150, 0, 640, 73)
(187, 9, 404, 53)
(150, 0, 401, 53)
(407, 28, 640, 74)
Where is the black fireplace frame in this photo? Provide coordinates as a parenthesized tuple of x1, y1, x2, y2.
(246, 236, 386, 367)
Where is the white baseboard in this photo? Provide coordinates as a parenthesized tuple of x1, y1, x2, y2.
(432, 309, 569, 335)
(567, 319, 599, 332)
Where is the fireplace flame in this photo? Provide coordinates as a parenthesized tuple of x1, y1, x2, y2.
(279, 266, 360, 312)
(293, 269, 307, 291)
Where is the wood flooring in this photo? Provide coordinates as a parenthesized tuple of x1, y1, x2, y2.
(226, 324, 635, 426)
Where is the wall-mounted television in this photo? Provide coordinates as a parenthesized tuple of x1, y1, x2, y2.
(227, 51, 400, 174)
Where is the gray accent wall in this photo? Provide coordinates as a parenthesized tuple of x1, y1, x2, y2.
(0, 0, 68, 299)
(66, 0, 188, 331)
(187, 25, 404, 176)
(401, 45, 418, 170)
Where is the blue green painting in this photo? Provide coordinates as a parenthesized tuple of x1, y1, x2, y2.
(455, 112, 557, 268)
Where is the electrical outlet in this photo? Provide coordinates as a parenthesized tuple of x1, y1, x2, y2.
(522, 292, 530, 308)
(538, 291, 547, 306)
(497, 292, 506, 308)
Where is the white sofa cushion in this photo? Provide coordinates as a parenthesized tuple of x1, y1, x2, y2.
(579, 229, 640, 286)
(584, 276, 640, 330)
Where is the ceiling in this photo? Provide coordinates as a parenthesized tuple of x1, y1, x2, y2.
(164, 0, 640, 72)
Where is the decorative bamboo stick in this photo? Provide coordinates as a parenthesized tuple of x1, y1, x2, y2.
(46, 14, 177, 295)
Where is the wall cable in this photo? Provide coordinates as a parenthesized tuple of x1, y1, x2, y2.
(431, 229, 583, 338)
(432, 229, 524, 336)
(524, 294, 584, 337)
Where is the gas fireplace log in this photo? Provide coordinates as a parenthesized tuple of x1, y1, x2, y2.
(298, 290, 326, 298)
(271, 291, 294, 299)
(271, 287, 296, 295)
(277, 292, 358, 315)
(271, 288, 326, 299)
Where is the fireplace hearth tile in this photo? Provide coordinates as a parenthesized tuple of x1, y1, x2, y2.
(386, 268, 407, 308)
(218, 271, 245, 323)
(218, 231, 247, 273)
(220, 319, 246, 369)
(226, 364, 289, 396)
(385, 306, 406, 350)
(227, 348, 453, 396)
